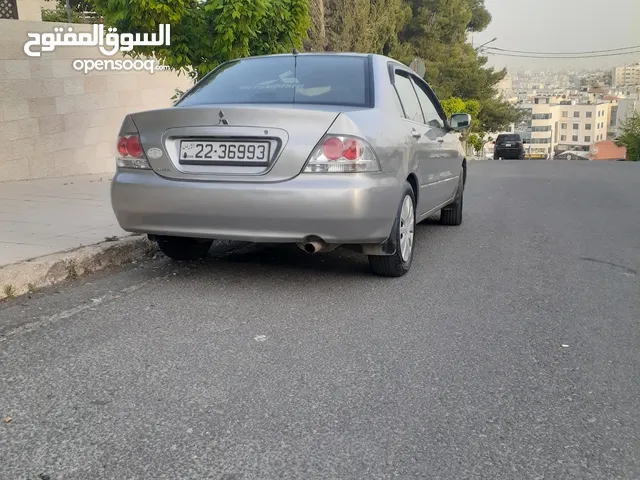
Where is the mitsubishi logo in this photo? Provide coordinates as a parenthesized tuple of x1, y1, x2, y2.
(218, 110, 229, 125)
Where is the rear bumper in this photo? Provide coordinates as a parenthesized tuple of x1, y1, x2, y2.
(111, 169, 401, 244)
(494, 147, 523, 157)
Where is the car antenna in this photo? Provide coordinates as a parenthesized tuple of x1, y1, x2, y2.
(287, 32, 299, 55)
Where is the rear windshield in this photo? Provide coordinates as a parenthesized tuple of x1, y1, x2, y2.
(497, 134, 521, 142)
(178, 55, 370, 108)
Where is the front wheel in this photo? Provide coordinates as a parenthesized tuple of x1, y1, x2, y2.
(157, 236, 213, 261)
(368, 183, 416, 277)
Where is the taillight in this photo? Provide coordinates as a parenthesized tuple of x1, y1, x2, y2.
(322, 137, 344, 160)
(116, 134, 151, 169)
(303, 135, 380, 173)
(125, 136, 143, 158)
(117, 137, 128, 156)
(342, 138, 361, 160)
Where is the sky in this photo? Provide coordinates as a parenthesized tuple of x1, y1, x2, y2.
(470, 0, 640, 73)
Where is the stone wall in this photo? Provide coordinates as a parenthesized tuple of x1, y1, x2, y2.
(0, 19, 192, 181)
(16, 0, 41, 21)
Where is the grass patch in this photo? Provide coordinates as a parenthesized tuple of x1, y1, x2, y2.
(2, 284, 15, 299)
(64, 260, 78, 279)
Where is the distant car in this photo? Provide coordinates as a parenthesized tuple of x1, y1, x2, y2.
(110, 53, 471, 277)
(494, 133, 525, 159)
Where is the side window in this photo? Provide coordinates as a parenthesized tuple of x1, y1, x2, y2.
(390, 84, 405, 117)
(411, 77, 445, 129)
(393, 72, 424, 124)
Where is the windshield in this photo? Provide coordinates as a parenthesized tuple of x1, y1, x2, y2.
(497, 134, 521, 142)
(178, 55, 371, 108)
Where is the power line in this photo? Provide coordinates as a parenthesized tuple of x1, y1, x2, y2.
(484, 45, 640, 55)
(483, 50, 640, 59)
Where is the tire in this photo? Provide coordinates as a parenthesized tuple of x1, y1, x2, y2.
(157, 236, 213, 261)
(440, 175, 463, 226)
(519, 152, 525, 160)
(368, 182, 416, 278)
(493, 153, 499, 160)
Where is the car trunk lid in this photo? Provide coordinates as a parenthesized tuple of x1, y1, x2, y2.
(129, 104, 342, 182)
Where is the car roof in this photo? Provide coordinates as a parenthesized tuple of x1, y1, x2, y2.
(231, 52, 407, 65)
(238, 52, 372, 60)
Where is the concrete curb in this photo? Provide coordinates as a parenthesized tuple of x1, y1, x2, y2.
(0, 235, 157, 300)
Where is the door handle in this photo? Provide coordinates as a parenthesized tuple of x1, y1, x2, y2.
(411, 129, 422, 139)
(437, 137, 444, 143)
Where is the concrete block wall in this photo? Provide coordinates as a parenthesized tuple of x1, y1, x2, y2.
(0, 19, 192, 181)
(16, 0, 42, 21)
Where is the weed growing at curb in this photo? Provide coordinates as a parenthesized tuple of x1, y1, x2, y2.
(1, 238, 154, 301)
(104, 236, 119, 242)
(3, 284, 15, 299)
(144, 241, 157, 257)
(64, 260, 78, 279)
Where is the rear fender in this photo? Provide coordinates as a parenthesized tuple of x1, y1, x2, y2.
(119, 115, 138, 135)
(325, 113, 365, 138)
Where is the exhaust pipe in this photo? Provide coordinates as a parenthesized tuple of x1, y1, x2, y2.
(297, 237, 335, 254)
(303, 241, 325, 254)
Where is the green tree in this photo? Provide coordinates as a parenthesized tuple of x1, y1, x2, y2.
(318, 0, 411, 58)
(466, 133, 484, 154)
(440, 97, 480, 119)
(304, 0, 326, 51)
(615, 110, 640, 161)
(91, 0, 310, 81)
(398, 0, 521, 133)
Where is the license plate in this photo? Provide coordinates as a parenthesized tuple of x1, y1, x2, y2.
(504, 143, 512, 147)
(179, 140, 270, 164)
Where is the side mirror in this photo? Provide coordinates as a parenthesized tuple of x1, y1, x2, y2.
(449, 113, 471, 131)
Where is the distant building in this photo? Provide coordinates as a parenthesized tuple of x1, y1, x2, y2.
(516, 96, 614, 157)
(497, 75, 513, 98)
(612, 63, 640, 87)
(556, 101, 610, 152)
(516, 96, 562, 159)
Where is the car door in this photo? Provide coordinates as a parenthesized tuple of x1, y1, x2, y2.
(410, 75, 461, 206)
(391, 69, 440, 216)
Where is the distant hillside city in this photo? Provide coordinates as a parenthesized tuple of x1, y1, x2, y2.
(487, 62, 640, 161)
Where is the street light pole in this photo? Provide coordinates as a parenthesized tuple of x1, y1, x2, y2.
(475, 37, 497, 52)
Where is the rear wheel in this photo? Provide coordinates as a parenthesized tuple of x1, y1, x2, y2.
(440, 175, 463, 226)
(157, 236, 213, 261)
(369, 183, 415, 277)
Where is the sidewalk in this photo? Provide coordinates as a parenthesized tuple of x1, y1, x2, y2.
(0, 174, 126, 267)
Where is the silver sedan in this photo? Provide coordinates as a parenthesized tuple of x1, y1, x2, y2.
(110, 53, 471, 277)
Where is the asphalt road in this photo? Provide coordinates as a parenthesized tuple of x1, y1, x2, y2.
(1, 160, 639, 480)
